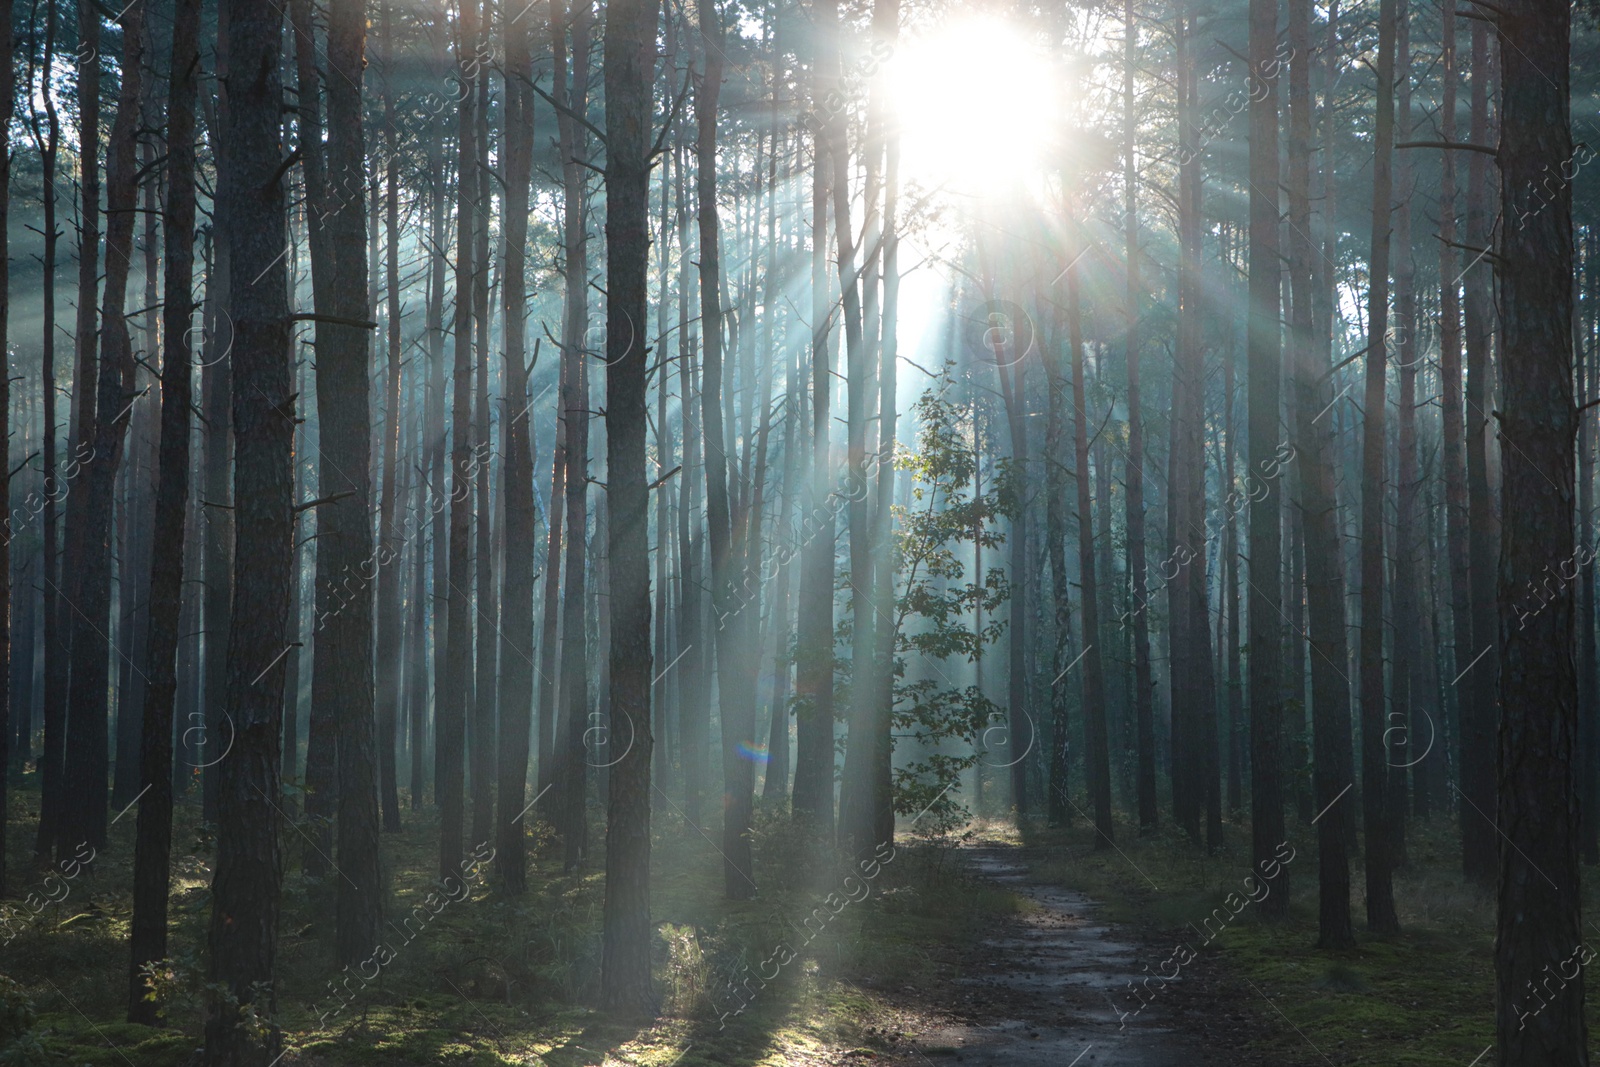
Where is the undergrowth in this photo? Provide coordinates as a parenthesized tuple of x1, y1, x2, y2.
(2, 776, 1017, 1067)
(1019, 808, 1600, 1066)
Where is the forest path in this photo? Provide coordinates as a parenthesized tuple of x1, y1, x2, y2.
(899, 847, 1208, 1067)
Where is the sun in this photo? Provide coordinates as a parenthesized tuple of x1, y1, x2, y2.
(888, 17, 1060, 199)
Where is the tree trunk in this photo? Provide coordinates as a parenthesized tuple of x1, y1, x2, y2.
(552, 0, 594, 870)
(426, 1, 449, 811)
(696, 0, 758, 894)
(1223, 345, 1243, 817)
(0, 0, 11, 896)
(1123, 0, 1156, 833)
(1045, 286, 1073, 828)
(375, 0, 404, 834)
(1435, 0, 1477, 877)
(316, 0, 382, 968)
(1247, 0, 1287, 905)
(62, 0, 144, 855)
(1287, 0, 1353, 950)
(440, 0, 480, 881)
(1389, 0, 1417, 869)
(291, 0, 335, 873)
(1461, 16, 1500, 888)
(31, 0, 64, 863)
(1581, 261, 1599, 866)
(1067, 256, 1113, 844)
(496, 2, 537, 892)
(1358, 0, 1400, 933)
(203, 0, 294, 1055)
(792, 20, 836, 834)
(470, 44, 497, 849)
(1494, 4, 1584, 1063)
(128, 0, 201, 1017)
(599, 0, 660, 1012)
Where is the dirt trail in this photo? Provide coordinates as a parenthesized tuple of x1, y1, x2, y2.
(902, 848, 1208, 1067)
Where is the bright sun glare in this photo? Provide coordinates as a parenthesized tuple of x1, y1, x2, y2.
(889, 18, 1060, 199)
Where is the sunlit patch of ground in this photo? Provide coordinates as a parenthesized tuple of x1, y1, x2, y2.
(2, 778, 1020, 1067)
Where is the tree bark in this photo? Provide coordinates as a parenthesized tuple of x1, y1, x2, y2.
(552, 0, 594, 870)
(31, 0, 64, 864)
(1389, 0, 1418, 869)
(375, 0, 404, 834)
(62, 0, 144, 855)
(290, 0, 334, 872)
(1495, 3, 1584, 1063)
(792, 15, 836, 834)
(599, 0, 660, 1012)
(1247, 0, 1287, 903)
(1461, 15, 1499, 888)
(496, 1, 537, 893)
(128, 0, 201, 1017)
(1123, 0, 1156, 833)
(203, 0, 294, 1055)
(1435, 0, 1477, 878)
(318, 0, 382, 968)
(695, 0, 758, 896)
(1067, 256, 1113, 844)
(440, 0, 481, 881)
(1358, 0, 1400, 933)
(1288, 0, 1353, 950)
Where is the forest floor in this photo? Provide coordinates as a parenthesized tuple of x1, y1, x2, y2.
(1, 776, 1021, 1067)
(1006, 810, 1600, 1066)
(9, 780, 1600, 1067)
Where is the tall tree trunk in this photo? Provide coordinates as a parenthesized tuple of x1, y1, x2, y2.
(291, 0, 337, 875)
(792, 14, 836, 834)
(1247, 0, 1287, 904)
(316, 0, 382, 967)
(1223, 346, 1243, 817)
(552, 0, 594, 870)
(1045, 284, 1073, 828)
(676, 220, 707, 827)
(497, 4, 537, 892)
(203, 0, 294, 1054)
(697, 0, 757, 894)
(470, 44, 497, 849)
(0, 0, 11, 896)
(1389, 0, 1417, 869)
(652, 92, 676, 803)
(1123, 0, 1156, 833)
(1169, 5, 1212, 842)
(426, 2, 449, 810)
(868, 88, 899, 847)
(1067, 256, 1113, 844)
(837, 0, 891, 859)
(129, 0, 201, 1016)
(408, 383, 430, 808)
(1461, 15, 1499, 888)
(57, 0, 104, 852)
(32, 0, 64, 863)
(440, 0, 480, 880)
(200, 73, 236, 822)
(1435, 0, 1477, 877)
(1358, 0, 1400, 933)
(375, 1, 404, 834)
(1288, 0, 1353, 950)
(63, 0, 144, 855)
(1495, 3, 1584, 1063)
(1581, 278, 1599, 866)
(599, 0, 659, 1011)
